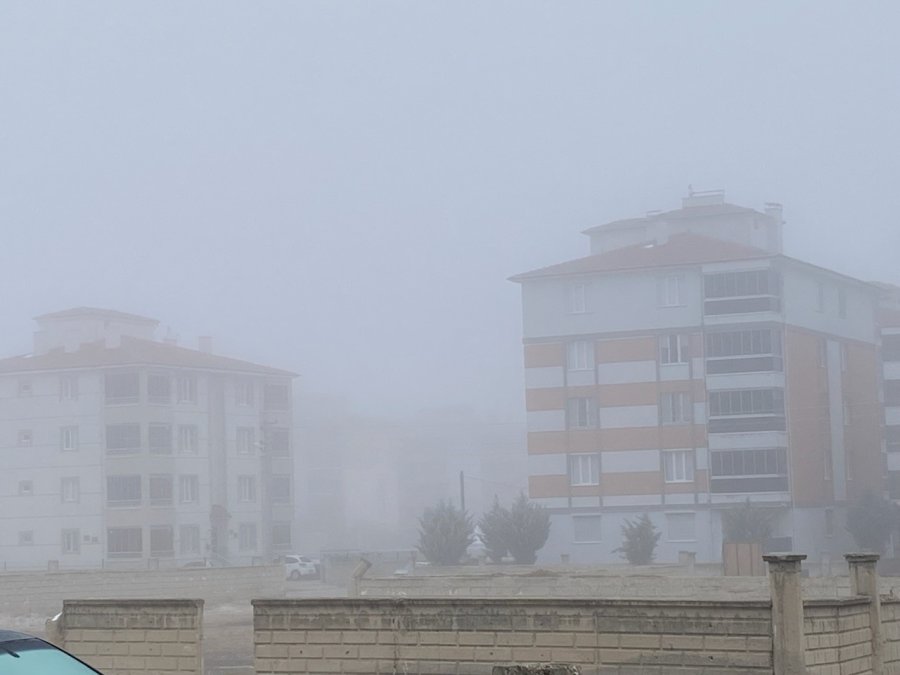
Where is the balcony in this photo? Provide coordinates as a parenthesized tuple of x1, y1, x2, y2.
(703, 269, 781, 317)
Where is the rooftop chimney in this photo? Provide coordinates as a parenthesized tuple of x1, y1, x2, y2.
(163, 326, 178, 346)
(764, 202, 784, 224)
(198, 336, 213, 354)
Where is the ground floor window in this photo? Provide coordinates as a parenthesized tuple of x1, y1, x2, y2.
(108, 527, 142, 558)
(573, 515, 602, 543)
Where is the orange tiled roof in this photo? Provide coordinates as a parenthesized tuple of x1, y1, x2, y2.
(510, 232, 772, 281)
(0, 336, 296, 376)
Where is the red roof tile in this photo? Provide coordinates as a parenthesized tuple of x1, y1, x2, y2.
(0, 336, 296, 376)
(510, 232, 772, 281)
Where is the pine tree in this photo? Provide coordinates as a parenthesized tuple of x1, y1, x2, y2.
(615, 513, 660, 565)
(417, 500, 474, 565)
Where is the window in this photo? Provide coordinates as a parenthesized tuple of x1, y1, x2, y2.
(838, 288, 847, 318)
(148, 424, 173, 454)
(710, 448, 789, 493)
(60, 375, 78, 401)
(264, 383, 290, 410)
(179, 525, 201, 555)
(61, 477, 80, 503)
(105, 372, 139, 404)
(887, 381, 900, 407)
(704, 269, 775, 298)
(840, 343, 849, 372)
(107, 475, 141, 506)
(825, 509, 834, 538)
(573, 515, 602, 543)
(18, 480, 33, 496)
(660, 334, 688, 365)
(884, 335, 900, 362)
(568, 282, 587, 314)
(566, 340, 594, 371)
(817, 337, 828, 368)
(659, 275, 682, 307)
(177, 375, 197, 403)
(62, 529, 81, 554)
(179, 475, 199, 503)
(663, 450, 694, 483)
(703, 269, 781, 314)
(239, 523, 257, 551)
(147, 374, 171, 404)
(272, 522, 292, 550)
(18, 430, 33, 447)
(178, 425, 199, 454)
(150, 526, 174, 557)
(709, 389, 785, 416)
(886, 426, 900, 453)
(18, 379, 33, 397)
(708, 389, 786, 433)
(149, 474, 173, 506)
(108, 527, 142, 557)
(236, 379, 255, 406)
(711, 448, 787, 477)
(705, 329, 783, 374)
(569, 453, 600, 486)
(660, 392, 692, 425)
(843, 400, 852, 427)
(236, 427, 256, 455)
(567, 397, 595, 429)
(18, 531, 34, 546)
(106, 423, 141, 454)
(264, 428, 290, 456)
(60, 426, 79, 452)
(706, 329, 774, 358)
(270, 475, 292, 504)
(238, 476, 256, 502)
(666, 513, 696, 541)
(816, 282, 825, 312)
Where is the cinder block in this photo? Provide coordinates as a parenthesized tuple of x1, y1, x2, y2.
(459, 632, 497, 646)
(534, 632, 575, 647)
(496, 632, 534, 647)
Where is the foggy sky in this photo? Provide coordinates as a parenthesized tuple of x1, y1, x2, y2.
(2, 1, 899, 419)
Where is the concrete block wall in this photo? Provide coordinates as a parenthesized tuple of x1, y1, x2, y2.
(357, 569, 880, 601)
(804, 599, 874, 673)
(882, 599, 900, 669)
(56, 599, 204, 674)
(252, 598, 774, 674)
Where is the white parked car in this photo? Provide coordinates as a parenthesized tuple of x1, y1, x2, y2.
(284, 554, 320, 580)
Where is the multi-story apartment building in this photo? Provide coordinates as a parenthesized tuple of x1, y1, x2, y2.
(512, 191, 885, 566)
(880, 285, 900, 496)
(0, 308, 296, 569)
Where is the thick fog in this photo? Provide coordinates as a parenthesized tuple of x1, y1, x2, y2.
(2, 2, 900, 419)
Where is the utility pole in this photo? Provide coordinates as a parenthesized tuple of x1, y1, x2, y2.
(459, 471, 466, 512)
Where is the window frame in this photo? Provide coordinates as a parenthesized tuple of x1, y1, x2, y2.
(566, 340, 594, 371)
(572, 515, 603, 543)
(659, 334, 689, 365)
(569, 453, 600, 487)
(663, 450, 695, 483)
(660, 392, 693, 425)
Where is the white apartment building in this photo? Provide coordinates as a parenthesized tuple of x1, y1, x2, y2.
(0, 308, 296, 570)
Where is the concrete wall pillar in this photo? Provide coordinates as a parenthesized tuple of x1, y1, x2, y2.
(845, 552, 883, 673)
(763, 553, 807, 675)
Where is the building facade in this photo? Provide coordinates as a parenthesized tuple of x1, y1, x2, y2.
(512, 191, 886, 566)
(0, 308, 296, 569)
